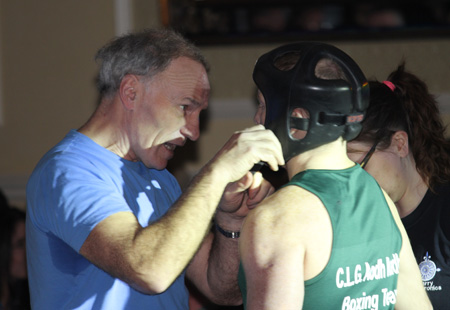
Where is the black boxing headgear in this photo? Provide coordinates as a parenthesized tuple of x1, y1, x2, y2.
(253, 42, 369, 162)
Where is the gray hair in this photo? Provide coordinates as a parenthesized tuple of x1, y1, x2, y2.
(95, 28, 209, 98)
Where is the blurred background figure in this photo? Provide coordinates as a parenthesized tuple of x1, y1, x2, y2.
(0, 190, 30, 310)
(354, 4, 405, 29)
(293, 5, 344, 31)
(251, 7, 291, 33)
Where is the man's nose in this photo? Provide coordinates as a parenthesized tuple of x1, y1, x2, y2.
(181, 116, 200, 141)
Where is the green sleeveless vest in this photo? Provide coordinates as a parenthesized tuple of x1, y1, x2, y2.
(239, 165, 401, 309)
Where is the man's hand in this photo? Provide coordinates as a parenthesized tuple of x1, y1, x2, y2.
(216, 171, 275, 231)
(209, 125, 283, 230)
(219, 172, 275, 211)
(209, 125, 284, 185)
(185, 125, 283, 304)
(246, 171, 276, 208)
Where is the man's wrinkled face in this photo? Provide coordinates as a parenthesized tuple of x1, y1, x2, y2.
(128, 57, 210, 170)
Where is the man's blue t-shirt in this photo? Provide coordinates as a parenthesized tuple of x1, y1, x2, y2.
(26, 130, 188, 309)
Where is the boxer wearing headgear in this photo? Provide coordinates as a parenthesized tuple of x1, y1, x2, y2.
(253, 42, 369, 162)
(238, 42, 432, 310)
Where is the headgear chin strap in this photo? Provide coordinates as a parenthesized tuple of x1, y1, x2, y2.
(254, 42, 369, 162)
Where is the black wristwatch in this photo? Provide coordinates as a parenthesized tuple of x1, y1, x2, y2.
(215, 223, 240, 239)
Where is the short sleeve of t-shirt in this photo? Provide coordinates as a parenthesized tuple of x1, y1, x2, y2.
(27, 131, 136, 252)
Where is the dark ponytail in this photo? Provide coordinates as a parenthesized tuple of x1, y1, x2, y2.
(354, 62, 450, 189)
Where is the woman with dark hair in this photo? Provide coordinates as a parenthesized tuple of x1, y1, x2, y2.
(347, 62, 450, 309)
(0, 191, 30, 310)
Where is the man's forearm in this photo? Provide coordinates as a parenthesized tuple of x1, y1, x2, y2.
(121, 164, 232, 293)
(185, 227, 243, 306)
(208, 226, 243, 305)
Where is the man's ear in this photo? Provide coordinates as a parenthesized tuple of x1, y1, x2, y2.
(391, 131, 409, 158)
(119, 74, 139, 110)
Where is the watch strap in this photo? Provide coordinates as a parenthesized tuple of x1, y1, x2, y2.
(215, 223, 240, 239)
